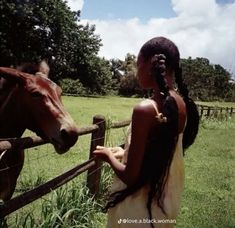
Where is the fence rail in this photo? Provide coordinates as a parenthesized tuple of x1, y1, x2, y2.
(0, 104, 234, 218)
(0, 115, 130, 218)
(197, 104, 234, 118)
(0, 158, 96, 218)
(0, 124, 99, 152)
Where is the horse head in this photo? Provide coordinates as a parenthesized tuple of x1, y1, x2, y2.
(0, 62, 79, 153)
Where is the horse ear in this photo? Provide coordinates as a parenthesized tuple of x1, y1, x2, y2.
(36, 60, 50, 78)
(0, 67, 27, 84)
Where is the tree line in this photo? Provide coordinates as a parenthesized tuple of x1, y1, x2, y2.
(0, 0, 234, 101)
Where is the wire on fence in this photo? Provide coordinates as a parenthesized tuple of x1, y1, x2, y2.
(0, 158, 96, 218)
(1, 105, 233, 218)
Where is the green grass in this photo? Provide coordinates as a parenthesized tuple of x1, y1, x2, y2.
(177, 118, 235, 227)
(3, 96, 235, 228)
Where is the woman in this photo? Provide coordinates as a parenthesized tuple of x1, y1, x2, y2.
(93, 37, 199, 227)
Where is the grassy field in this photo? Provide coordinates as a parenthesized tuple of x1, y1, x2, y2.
(3, 96, 235, 228)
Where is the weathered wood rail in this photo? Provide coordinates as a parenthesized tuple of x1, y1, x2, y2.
(0, 115, 130, 218)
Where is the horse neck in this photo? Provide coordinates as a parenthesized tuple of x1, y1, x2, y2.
(0, 86, 26, 138)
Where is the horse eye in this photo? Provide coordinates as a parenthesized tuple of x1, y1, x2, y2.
(31, 91, 43, 98)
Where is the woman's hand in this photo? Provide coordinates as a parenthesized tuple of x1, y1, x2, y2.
(93, 146, 112, 162)
(93, 146, 125, 162)
(110, 147, 125, 159)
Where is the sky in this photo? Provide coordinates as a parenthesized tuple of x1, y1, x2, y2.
(66, 0, 235, 77)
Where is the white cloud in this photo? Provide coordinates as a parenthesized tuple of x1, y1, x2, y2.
(66, 0, 84, 11)
(172, 0, 219, 17)
(79, 0, 235, 75)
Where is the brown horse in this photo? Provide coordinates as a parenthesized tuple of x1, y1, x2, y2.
(0, 62, 79, 201)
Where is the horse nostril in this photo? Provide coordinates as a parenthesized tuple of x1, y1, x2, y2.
(61, 129, 69, 140)
(60, 128, 79, 147)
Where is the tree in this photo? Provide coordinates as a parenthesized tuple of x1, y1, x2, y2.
(213, 64, 231, 99)
(122, 53, 137, 75)
(118, 53, 143, 96)
(181, 57, 234, 101)
(109, 58, 124, 92)
(117, 55, 234, 100)
(78, 56, 113, 95)
(0, 0, 113, 94)
(0, 0, 81, 66)
(119, 72, 141, 96)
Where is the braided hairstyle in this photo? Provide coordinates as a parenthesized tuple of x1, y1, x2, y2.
(174, 66, 199, 151)
(139, 37, 199, 151)
(105, 37, 199, 226)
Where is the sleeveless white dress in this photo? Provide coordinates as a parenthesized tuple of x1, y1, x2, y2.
(106, 101, 185, 228)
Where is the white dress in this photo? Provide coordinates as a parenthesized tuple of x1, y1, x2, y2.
(106, 102, 185, 228)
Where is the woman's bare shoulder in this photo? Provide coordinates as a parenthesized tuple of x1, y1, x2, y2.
(133, 99, 156, 114)
(132, 99, 160, 125)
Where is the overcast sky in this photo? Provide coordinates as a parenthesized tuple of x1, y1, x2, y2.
(66, 0, 235, 77)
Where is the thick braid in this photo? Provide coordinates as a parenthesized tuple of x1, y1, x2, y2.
(151, 54, 169, 98)
(174, 66, 189, 98)
(175, 66, 199, 151)
(145, 54, 179, 221)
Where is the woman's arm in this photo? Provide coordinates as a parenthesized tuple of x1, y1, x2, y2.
(93, 103, 155, 185)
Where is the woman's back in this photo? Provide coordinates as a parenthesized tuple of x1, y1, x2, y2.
(93, 36, 199, 228)
(106, 95, 187, 227)
(106, 135, 185, 228)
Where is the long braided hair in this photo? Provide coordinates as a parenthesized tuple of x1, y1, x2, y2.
(105, 37, 199, 226)
(174, 66, 199, 151)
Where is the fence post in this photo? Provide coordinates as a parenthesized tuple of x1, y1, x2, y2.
(87, 115, 106, 197)
(200, 105, 204, 118)
(206, 106, 211, 117)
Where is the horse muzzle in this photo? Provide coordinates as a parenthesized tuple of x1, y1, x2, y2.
(52, 126, 79, 154)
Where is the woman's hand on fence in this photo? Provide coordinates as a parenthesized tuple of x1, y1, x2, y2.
(93, 146, 113, 162)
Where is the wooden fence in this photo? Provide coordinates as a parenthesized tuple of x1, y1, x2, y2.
(0, 115, 130, 218)
(0, 104, 234, 218)
(197, 104, 234, 118)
